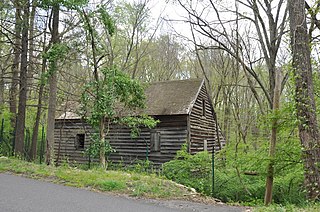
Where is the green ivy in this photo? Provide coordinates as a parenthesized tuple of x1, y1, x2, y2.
(84, 133, 115, 159)
(80, 66, 155, 127)
(42, 43, 69, 77)
(80, 66, 158, 163)
(98, 7, 116, 36)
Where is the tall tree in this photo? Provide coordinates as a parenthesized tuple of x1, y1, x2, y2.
(29, 14, 49, 161)
(45, 3, 60, 164)
(177, 0, 288, 204)
(9, 0, 21, 128)
(14, 0, 30, 156)
(44, 0, 88, 164)
(288, 0, 320, 201)
(80, 4, 158, 168)
(113, 0, 161, 79)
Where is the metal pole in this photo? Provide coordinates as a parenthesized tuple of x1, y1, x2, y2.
(212, 149, 215, 196)
(212, 111, 220, 197)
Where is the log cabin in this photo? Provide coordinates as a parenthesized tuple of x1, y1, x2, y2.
(54, 79, 225, 166)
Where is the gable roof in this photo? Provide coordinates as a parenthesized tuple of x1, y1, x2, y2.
(56, 78, 204, 119)
(144, 78, 204, 115)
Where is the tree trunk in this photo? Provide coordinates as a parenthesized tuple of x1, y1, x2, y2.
(264, 69, 281, 205)
(14, 0, 30, 156)
(99, 117, 106, 168)
(82, 9, 107, 168)
(9, 1, 21, 128)
(29, 18, 49, 161)
(46, 5, 59, 165)
(29, 85, 44, 160)
(27, 0, 36, 161)
(0, 65, 4, 106)
(288, 0, 320, 201)
(27, 2, 36, 97)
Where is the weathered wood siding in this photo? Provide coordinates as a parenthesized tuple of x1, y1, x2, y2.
(53, 81, 225, 166)
(54, 115, 188, 166)
(54, 119, 94, 164)
(189, 84, 223, 154)
(108, 115, 187, 166)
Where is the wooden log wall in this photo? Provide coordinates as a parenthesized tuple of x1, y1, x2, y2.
(54, 115, 188, 166)
(108, 115, 188, 166)
(189, 84, 224, 154)
(54, 119, 95, 165)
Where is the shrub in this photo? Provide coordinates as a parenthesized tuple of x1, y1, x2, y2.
(162, 147, 306, 205)
(163, 148, 212, 195)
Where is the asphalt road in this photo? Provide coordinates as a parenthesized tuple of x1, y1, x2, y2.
(0, 173, 244, 212)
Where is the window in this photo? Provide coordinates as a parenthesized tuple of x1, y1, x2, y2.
(75, 134, 85, 150)
(202, 99, 206, 117)
(150, 131, 161, 152)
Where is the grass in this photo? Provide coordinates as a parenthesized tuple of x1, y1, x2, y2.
(0, 157, 195, 199)
(1, 157, 319, 211)
(253, 203, 320, 212)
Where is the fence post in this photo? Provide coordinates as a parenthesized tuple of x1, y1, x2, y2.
(88, 142, 91, 169)
(212, 149, 215, 197)
(40, 126, 45, 164)
(11, 119, 17, 156)
(24, 128, 28, 159)
(0, 118, 4, 144)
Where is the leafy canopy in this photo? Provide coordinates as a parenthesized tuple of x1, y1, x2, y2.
(39, 0, 88, 9)
(80, 66, 158, 130)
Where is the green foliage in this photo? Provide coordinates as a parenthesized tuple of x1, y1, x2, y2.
(95, 180, 126, 191)
(129, 160, 154, 173)
(98, 7, 115, 36)
(199, 76, 306, 205)
(0, 109, 13, 156)
(81, 66, 158, 165)
(113, 1, 150, 33)
(0, 100, 47, 158)
(108, 159, 156, 174)
(175, 143, 191, 160)
(254, 202, 320, 212)
(84, 133, 115, 160)
(42, 43, 69, 77)
(39, 0, 88, 9)
(81, 66, 158, 131)
(81, 66, 147, 126)
(163, 146, 306, 205)
(163, 149, 212, 195)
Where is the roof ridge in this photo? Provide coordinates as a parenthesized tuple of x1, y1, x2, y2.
(149, 78, 202, 84)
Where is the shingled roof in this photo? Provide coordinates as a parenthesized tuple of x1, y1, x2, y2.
(144, 78, 204, 115)
(56, 78, 204, 119)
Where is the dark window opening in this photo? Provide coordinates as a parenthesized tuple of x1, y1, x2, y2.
(75, 134, 85, 150)
(202, 99, 206, 117)
(150, 131, 161, 152)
